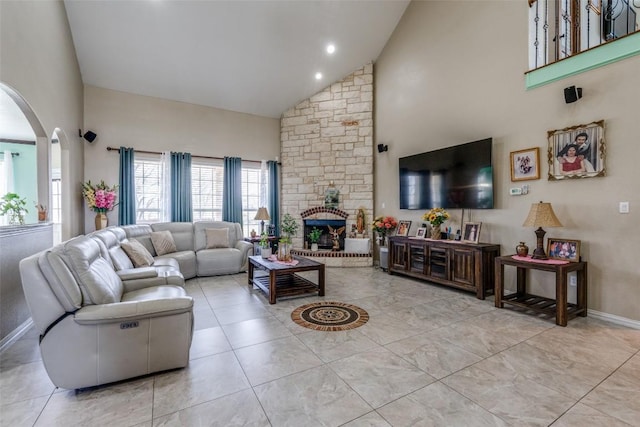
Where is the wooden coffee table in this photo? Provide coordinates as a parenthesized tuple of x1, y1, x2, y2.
(248, 255, 325, 304)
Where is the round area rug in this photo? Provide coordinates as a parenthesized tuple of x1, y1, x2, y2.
(291, 301, 369, 331)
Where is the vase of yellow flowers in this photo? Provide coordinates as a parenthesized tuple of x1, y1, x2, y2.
(423, 207, 449, 240)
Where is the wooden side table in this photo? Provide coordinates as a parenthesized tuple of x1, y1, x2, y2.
(495, 255, 587, 326)
(244, 235, 279, 255)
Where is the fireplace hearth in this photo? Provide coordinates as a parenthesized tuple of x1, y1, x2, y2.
(301, 207, 348, 250)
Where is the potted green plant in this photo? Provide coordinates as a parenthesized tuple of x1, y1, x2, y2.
(307, 227, 322, 252)
(259, 232, 271, 258)
(278, 213, 299, 261)
(0, 192, 28, 225)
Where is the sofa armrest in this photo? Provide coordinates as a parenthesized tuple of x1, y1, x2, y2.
(73, 297, 193, 325)
(235, 240, 253, 255)
(117, 267, 158, 281)
(235, 240, 253, 271)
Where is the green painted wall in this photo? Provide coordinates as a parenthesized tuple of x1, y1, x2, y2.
(0, 142, 37, 224)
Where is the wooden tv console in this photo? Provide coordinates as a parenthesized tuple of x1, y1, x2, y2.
(388, 236, 500, 300)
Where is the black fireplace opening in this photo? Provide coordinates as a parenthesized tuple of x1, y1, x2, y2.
(303, 219, 347, 250)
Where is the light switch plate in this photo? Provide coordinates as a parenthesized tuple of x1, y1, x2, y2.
(619, 201, 629, 213)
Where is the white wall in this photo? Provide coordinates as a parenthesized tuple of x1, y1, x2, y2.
(375, 1, 640, 320)
(0, 0, 84, 341)
(0, 0, 85, 238)
(83, 85, 281, 231)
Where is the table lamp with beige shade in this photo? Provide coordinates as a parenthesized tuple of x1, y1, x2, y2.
(254, 207, 270, 235)
(522, 201, 563, 259)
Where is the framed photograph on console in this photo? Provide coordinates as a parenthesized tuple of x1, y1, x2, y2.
(415, 227, 427, 238)
(510, 147, 540, 181)
(396, 220, 411, 237)
(547, 238, 581, 262)
(548, 120, 606, 180)
(462, 222, 481, 243)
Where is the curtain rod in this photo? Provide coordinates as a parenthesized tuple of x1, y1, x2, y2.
(105, 146, 268, 165)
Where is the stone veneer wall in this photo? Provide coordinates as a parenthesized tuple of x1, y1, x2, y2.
(280, 64, 374, 250)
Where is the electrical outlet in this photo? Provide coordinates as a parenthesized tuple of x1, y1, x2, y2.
(569, 275, 577, 286)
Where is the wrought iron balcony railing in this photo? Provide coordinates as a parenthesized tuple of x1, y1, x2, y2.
(529, 0, 639, 69)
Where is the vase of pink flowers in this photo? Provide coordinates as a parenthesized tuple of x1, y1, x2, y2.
(371, 215, 398, 247)
(82, 180, 118, 230)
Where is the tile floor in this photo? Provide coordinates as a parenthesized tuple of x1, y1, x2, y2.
(1, 267, 639, 426)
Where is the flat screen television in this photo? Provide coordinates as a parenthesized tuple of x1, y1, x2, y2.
(399, 138, 494, 210)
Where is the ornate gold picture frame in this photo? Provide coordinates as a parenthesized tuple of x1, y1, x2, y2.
(547, 120, 606, 180)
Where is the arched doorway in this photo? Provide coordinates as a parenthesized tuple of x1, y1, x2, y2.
(0, 84, 45, 225)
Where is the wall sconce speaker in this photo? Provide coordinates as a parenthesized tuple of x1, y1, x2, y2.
(377, 143, 388, 153)
(80, 130, 97, 143)
(564, 86, 582, 103)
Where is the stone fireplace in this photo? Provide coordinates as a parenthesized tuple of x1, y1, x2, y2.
(301, 207, 348, 250)
(292, 207, 371, 267)
(280, 64, 374, 268)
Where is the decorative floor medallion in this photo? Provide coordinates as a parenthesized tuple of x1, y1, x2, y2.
(291, 301, 369, 331)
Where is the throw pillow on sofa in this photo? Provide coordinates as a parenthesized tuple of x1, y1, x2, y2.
(121, 240, 155, 267)
(151, 230, 177, 255)
(205, 228, 230, 248)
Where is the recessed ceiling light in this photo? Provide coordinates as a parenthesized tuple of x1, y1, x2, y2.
(315, 72, 323, 80)
(326, 44, 336, 54)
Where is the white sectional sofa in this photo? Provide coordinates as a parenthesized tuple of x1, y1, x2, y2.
(17, 220, 251, 390)
(118, 221, 253, 279)
(19, 235, 194, 390)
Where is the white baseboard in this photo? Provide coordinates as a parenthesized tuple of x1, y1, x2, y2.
(588, 309, 640, 330)
(0, 318, 34, 353)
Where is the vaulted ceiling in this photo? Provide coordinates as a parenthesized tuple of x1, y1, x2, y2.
(64, 0, 410, 119)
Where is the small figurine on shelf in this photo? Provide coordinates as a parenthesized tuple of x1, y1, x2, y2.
(328, 225, 345, 251)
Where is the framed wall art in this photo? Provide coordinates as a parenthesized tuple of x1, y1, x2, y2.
(396, 220, 411, 237)
(547, 238, 581, 262)
(548, 120, 606, 180)
(462, 222, 481, 243)
(510, 147, 540, 181)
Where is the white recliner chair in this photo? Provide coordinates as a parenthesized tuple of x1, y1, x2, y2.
(19, 235, 194, 389)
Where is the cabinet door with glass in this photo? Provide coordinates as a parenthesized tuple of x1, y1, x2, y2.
(426, 246, 449, 279)
(408, 242, 426, 274)
(390, 241, 407, 271)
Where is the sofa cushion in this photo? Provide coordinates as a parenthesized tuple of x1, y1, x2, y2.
(89, 229, 134, 271)
(151, 230, 177, 256)
(37, 244, 84, 312)
(59, 236, 124, 305)
(122, 224, 157, 256)
(156, 251, 197, 280)
(151, 222, 194, 252)
(194, 221, 242, 251)
(121, 240, 155, 267)
(196, 248, 243, 276)
(205, 227, 229, 248)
